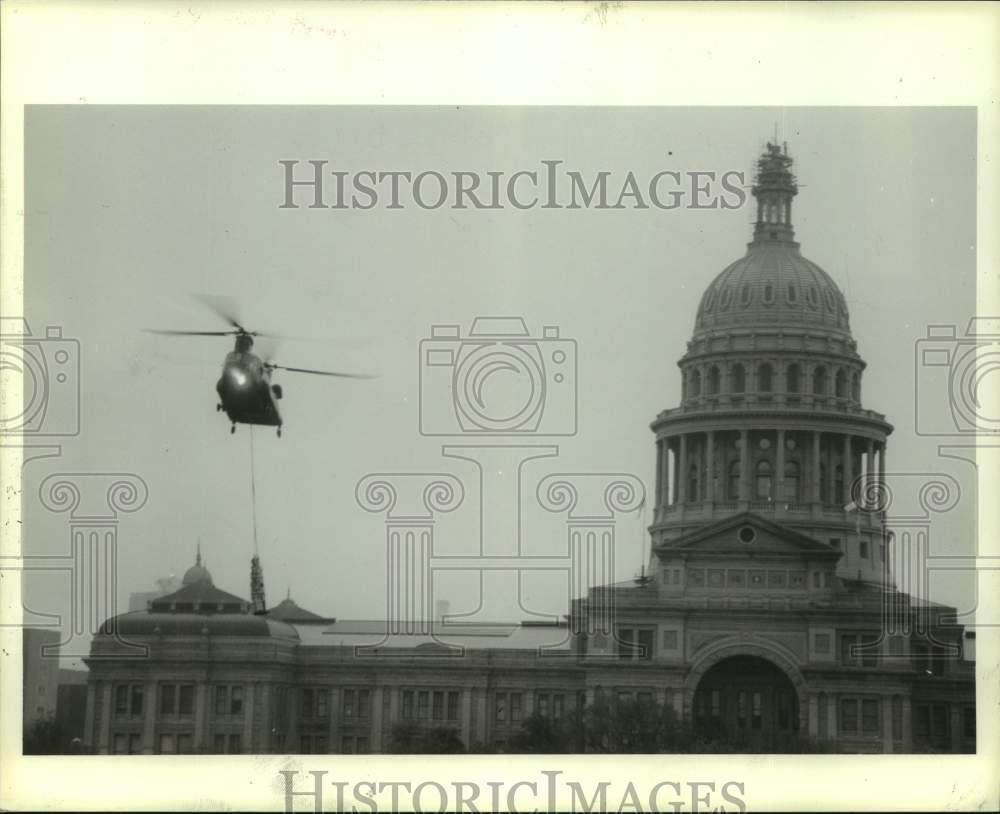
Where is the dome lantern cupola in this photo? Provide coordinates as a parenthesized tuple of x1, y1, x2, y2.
(751, 141, 798, 246)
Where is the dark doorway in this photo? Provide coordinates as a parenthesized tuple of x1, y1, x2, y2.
(692, 655, 800, 752)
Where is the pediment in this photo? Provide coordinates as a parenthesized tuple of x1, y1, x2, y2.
(655, 512, 838, 558)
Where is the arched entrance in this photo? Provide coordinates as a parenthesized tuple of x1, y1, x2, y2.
(692, 655, 800, 751)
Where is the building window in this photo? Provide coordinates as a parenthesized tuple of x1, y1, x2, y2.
(852, 373, 861, 401)
(212, 685, 243, 716)
(964, 707, 976, 739)
(839, 697, 880, 735)
(417, 690, 429, 719)
(861, 699, 879, 733)
(860, 540, 869, 560)
(301, 688, 328, 718)
(834, 465, 844, 501)
(841, 632, 880, 667)
(158, 734, 176, 755)
(914, 703, 950, 749)
(839, 699, 858, 733)
(402, 690, 414, 719)
(494, 692, 522, 725)
(300, 734, 327, 754)
(114, 684, 144, 718)
(447, 691, 460, 722)
(617, 627, 654, 660)
(160, 684, 175, 716)
(342, 688, 371, 719)
(783, 461, 801, 501)
(727, 460, 741, 500)
(755, 460, 773, 500)
(690, 369, 701, 397)
(159, 683, 195, 717)
(113, 733, 143, 755)
(892, 695, 903, 740)
(814, 633, 831, 654)
(835, 369, 847, 398)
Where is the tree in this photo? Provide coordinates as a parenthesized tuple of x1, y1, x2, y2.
(508, 712, 573, 753)
(386, 722, 465, 754)
(23, 714, 67, 755)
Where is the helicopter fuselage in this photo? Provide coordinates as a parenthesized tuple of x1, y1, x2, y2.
(215, 350, 283, 432)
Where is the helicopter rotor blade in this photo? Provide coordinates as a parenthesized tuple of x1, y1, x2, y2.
(267, 363, 378, 379)
(193, 293, 245, 332)
(143, 329, 238, 337)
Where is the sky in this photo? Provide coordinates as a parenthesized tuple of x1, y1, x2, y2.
(19, 106, 978, 665)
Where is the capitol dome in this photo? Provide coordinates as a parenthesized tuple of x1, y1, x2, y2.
(695, 244, 850, 337)
(651, 141, 893, 588)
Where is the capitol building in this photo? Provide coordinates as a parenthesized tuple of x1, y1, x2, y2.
(83, 143, 975, 755)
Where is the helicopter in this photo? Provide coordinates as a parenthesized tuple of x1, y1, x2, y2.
(145, 297, 374, 437)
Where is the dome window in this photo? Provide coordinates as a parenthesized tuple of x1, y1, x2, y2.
(808, 286, 819, 307)
(824, 288, 837, 311)
(690, 369, 702, 397)
(787, 284, 797, 303)
(763, 284, 774, 304)
(740, 284, 752, 306)
(720, 286, 732, 309)
(835, 369, 847, 398)
(704, 289, 716, 312)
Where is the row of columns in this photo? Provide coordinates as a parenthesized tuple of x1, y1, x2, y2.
(655, 429, 886, 509)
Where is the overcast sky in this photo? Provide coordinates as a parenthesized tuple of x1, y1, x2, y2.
(21, 106, 977, 665)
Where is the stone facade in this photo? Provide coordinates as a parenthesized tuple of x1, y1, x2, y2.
(83, 143, 975, 754)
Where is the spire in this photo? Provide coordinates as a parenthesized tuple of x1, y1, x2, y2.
(195, 539, 202, 566)
(286, 585, 291, 601)
(750, 141, 798, 246)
